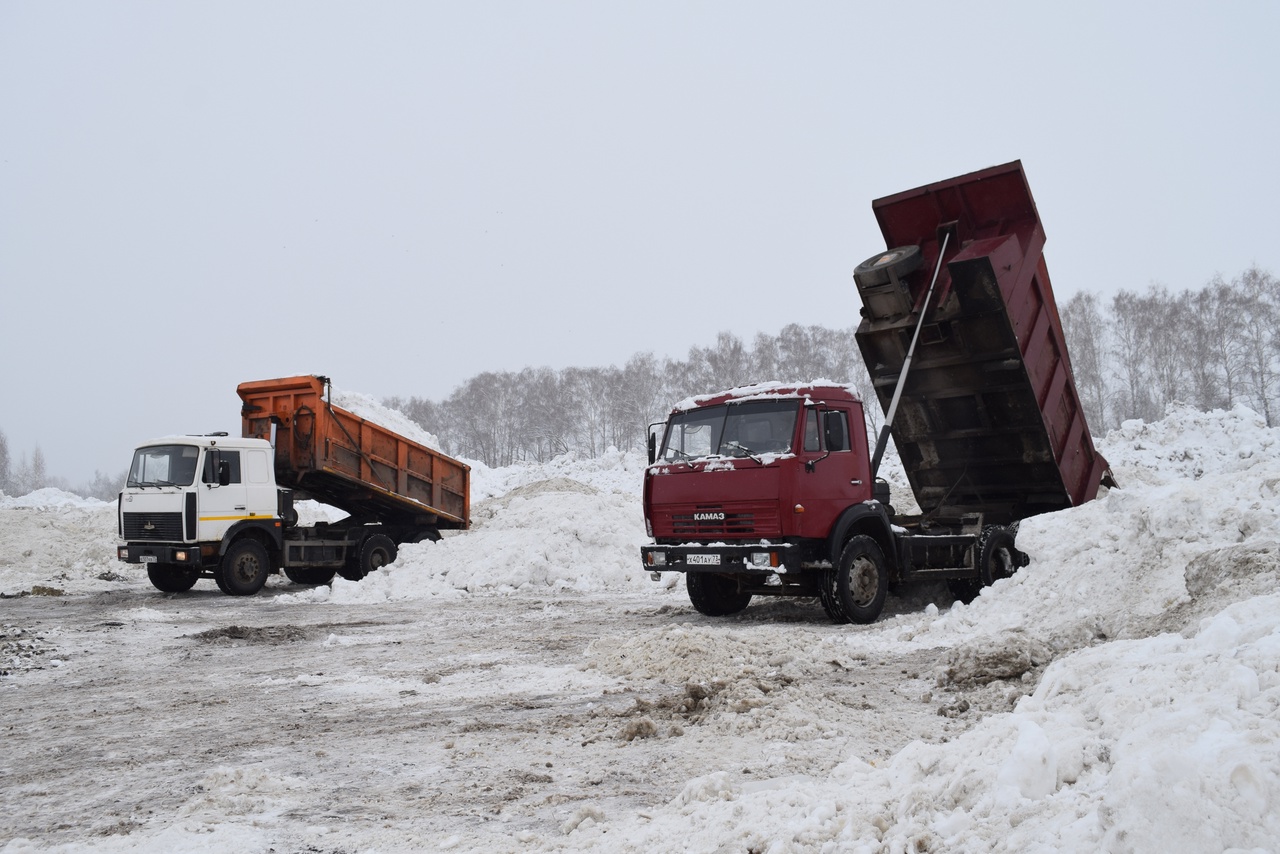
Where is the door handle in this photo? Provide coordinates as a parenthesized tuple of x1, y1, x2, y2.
(850, 480, 863, 486)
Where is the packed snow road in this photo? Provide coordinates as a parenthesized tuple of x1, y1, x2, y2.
(2, 583, 983, 852)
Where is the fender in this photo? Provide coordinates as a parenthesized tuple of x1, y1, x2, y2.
(826, 503, 897, 569)
(219, 518, 284, 556)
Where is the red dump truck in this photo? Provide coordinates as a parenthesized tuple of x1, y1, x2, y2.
(641, 161, 1112, 623)
(117, 374, 469, 595)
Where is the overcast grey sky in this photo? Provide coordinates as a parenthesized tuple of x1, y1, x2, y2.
(3, 2, 1278, 483)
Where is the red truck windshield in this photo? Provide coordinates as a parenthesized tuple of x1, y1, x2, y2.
(660, 400, 799, 462)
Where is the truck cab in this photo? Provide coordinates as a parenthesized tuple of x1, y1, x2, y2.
(117, 435, 284, 594)
(642, 383, 897, 615)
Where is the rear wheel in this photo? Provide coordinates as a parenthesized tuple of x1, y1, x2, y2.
(284, 567, 336, 585)
(146, 564, 199, 593)
(825, 536, 889, 624)
(978, 526, 1017, 586)
(339, 534, 398, 581)
(216, 539, 270, 596)
(686, 573, 752, 617)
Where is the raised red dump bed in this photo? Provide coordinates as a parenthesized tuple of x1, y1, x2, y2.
(238, 375, 469, 531)
(854, 160, 1110, 524)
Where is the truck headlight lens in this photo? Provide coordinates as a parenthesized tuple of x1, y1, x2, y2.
(117, 547, 128, 561)
(647, 551, 667, 567)
(749, 552, 778, 568)
(175, 550, 189, 562)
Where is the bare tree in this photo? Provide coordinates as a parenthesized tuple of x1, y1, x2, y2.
(1237, 265, 1280, 425)
(1061, 291, 1110, 430)
(0, 430, 10, 495)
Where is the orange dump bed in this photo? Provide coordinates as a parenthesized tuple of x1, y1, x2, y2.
(238, 375, 469, 530)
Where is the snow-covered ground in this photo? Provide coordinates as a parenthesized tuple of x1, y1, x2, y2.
(2, 403, 1279, 852)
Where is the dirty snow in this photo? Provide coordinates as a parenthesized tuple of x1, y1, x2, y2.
(2, 403, 1279, 852)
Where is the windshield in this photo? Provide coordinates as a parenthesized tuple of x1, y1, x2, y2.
(128, 444, 201, 487)
(660, 400, 799, 462)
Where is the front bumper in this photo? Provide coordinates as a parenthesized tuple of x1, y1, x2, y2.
(641, 542, 802, 573)
(117, 543, 201, 566)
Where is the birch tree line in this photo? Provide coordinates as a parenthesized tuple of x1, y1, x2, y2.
(1061, 265, 1279, 432)
(386, 324, 873, 468)
(397, 265, 1279, 468)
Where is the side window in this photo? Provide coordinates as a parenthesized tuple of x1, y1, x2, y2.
(245, 450, 270, 484)
(824, 411, 849, 452)
(804, 409, 820, 452)
(202, 450, 243, 484)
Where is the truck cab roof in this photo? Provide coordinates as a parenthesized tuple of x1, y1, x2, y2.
(672, 382, 862, 413)
(134, 435, 272, 452)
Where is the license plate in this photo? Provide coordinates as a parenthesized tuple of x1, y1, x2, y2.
(139, 555, 157, 564)
(687, 554, 720, 566)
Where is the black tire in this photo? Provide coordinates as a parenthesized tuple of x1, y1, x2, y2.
(216, 539, 270, 596)
(826, 535, 889, 625)
(685, 573, 752, 617)
(146, 564, 199, 593)
(978, 526, 1017, 586)
(410, 529, 441, 544)
(339, 534, 398, 581)
(853, 245, 923, 288)
(947, 577, 983, 604)
(284, 567, 336, 585)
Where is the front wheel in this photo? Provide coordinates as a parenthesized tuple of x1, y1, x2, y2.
(216, 539, 270, 596)
(147, 564, 199, 593)
(824, 536, 889, 625)
(686, 573, 752, 617)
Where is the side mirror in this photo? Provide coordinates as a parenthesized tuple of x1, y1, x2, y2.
(647, 432, 657, 465)
(218, 460, 231, 486)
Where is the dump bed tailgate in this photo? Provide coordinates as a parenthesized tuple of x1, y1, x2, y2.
(853, 161, 1109, 524)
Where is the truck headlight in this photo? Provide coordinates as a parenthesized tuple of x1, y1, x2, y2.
(647, 551, 667, 567)
(117, 547, 128, 561)
(749, 551, 778, 568)
(175, 550, 189, 562)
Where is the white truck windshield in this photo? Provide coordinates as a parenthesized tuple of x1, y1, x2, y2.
(128, 444, 200, 487)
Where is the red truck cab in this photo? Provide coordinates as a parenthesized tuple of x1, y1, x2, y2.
(642, 383, 897, 615)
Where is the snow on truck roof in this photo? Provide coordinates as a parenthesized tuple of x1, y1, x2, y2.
(135, 435, 271, 451)
(671, 380, 862, 413)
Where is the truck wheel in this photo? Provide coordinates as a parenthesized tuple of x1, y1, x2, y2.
(828, 536, 888, 624)
(340, 534, 398, 581)
(978, 526, 1017, 586)
(284, 567, 336, 585)
(854, 245, 923, 288)
(146, 564, 199, 593)
(686, 573, 751, 617)
(216, 539, 270, 596)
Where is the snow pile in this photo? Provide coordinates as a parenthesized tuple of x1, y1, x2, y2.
(560, 593, 1280, 852)
(329, 382, 445, 453)
(0, 487, 109, 510)
(283, 456, 652, 605)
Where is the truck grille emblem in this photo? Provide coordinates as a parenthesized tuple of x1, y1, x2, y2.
(693, 512, 725, 521)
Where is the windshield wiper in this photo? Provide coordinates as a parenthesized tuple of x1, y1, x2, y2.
(723, 441, 765, 465)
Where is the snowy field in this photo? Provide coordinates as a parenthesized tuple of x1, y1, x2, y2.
(2, 404, 1279, 853)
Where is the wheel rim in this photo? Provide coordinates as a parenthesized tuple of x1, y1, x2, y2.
(233, 554, 261, 584)
(369, 549, 389, 571)
(849, 556, 878, 606)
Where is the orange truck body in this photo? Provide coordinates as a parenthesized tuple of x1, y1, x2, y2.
(238, 375, 469, 532)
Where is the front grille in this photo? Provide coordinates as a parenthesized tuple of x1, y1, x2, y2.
(123, 512, 184, 541)
(670, 504, 778, 537)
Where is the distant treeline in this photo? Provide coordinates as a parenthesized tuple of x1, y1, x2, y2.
(392, 265, 1280, 469)
(1061, 265, 1279, 432)
(386, 324, 876, 468)
(7, 266, 1276, 494)
(0, 431, 124, 501)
